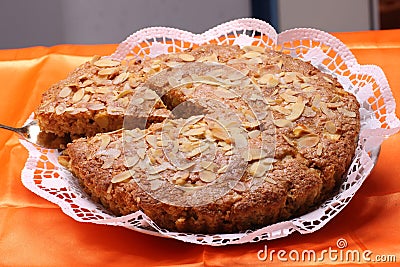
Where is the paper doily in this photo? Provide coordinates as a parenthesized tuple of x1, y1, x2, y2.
(21, 18, 400, 246)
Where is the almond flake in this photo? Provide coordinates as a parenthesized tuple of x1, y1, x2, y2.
(146, 135, 158, 148)
(59, 87, 72, 98)
(213, 88, 238, 99)
(282, 134, 295, 146)
(113, 72, 130, 85)
(98, 67, 118, 76)
(136, 148, 146, 159)
(324, 132, 341, 141)
(131, 97, 144, 105)
(320, 102, 335, 118)
(249, 161, 268, 177)
(94, 58, 121, 67)
(124, 155, 140, 168)
(186, 144, 209, 158)
(247, 130, 261, 139)
(293, 125, 312, 137)
(199, 170, 217, 183)
(273, 119, 293, 128)
(99, 135, 111, 150)
(323, 76, 334, 84)
(183, 127, 206, 136)
(150, 179, 163, 190)
(72, 89, 85, 103)
(87, 103, 105, 111)
(200, 161, 218, 172)
(242, 51, 261, 59)
(297, 134, 320, 149)
(271, 106, 291, 116)
(179, 54, 195, 62)
(337, 107, 356, 118)
(111, 170, 132, 183)
(280, 93, 298, 103)
(286, 99, 305, 121)
(325, 121, 337, 133)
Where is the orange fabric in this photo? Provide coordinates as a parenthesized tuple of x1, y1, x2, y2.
(1, 30, 399, 266)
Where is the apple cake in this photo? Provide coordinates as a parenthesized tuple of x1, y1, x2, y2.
(54, 44, 360, 233)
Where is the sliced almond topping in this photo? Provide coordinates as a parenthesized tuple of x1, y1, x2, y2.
(243, 45, 265, 53)
(186, 144, 209, 158)
(143, 89, 158, 100)
(249, 161, 268, 178)
(145, 135, 158, 148)
(320, 102, 335, 118)
(280, 92, 298, 103)
(242, 120, 261, 129)
(297, 134, 320, 149)
(149, 179, 163, 191)
(136, 148, 146, 159)
(325, 121, 337, 133)
(102, 158, 115, 169)
(303, 106, 317, 117)
(273, 119, 293, 128)
(243, 149, 269, 161)
(197, 53, 218, 63)
(116, 89, 134, 99)
(124, 155, 140, 168)
(111, 170, 132, 183)
(113, 72, 130, 85)
(326, 102, 343, 108)
(98, 67, 118, 76)
(208, 122, 230, 142)
(282, 134, 295, 146)
(286, 98, 305, 121)
(293, 125, 312, 137)
(99, 135, 111, 150)
(59, 87, 72, 98)
(213, 88, 238, 99)
(94, 58, 121, 67)
(271, 105, 291, 116)
(199, 170, 217, 183)
(243, 51, 261, 59)
(337, 107, 356, 118)
(324, 133, 341, 141)
(176, 162, 195, 171)
(247, 129, 261, 139)
(72, 89, 85, 103)
(200, 161, 218, 172)
(148, 164, 169, 175)
(87, 103, 105, 111)
(323, 76, 334, 84)
(233, 182, 247, 192)
(179, 53, 195, 62)
(183, 127, 206, 136)
(131, 97, 144, 105)
(312, 94, 321, 108)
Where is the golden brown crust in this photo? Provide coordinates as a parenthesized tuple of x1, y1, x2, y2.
(59, 44, 360, 234)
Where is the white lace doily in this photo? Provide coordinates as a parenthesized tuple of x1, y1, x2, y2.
(21, 18, 400, 246)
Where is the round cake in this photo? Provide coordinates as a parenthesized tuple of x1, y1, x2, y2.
(53, 44, 360, 234)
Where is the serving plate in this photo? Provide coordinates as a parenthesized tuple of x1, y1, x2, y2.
(21, 18, 400, 246)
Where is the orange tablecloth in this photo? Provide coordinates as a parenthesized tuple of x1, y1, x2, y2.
(0, 30, 399, 266)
